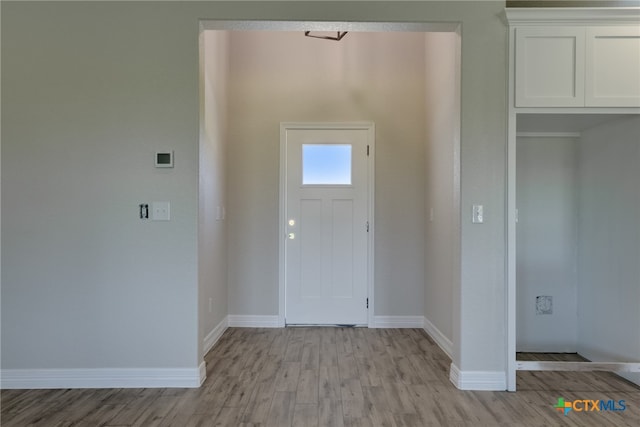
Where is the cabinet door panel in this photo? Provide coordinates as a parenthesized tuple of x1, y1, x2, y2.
(586, 27, 640, 107)
(515, 27, 585, 107)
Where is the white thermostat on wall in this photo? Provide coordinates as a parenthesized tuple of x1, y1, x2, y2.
(155, 151, 174, 168)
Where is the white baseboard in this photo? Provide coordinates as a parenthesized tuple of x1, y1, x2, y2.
(203, 316, 229, 355)
(198, 361, 206, 386)
(0, 366, 204, 390)
(422, 316, 453, 360)
(371, 316, 424, 328)
(228, 315, 281, 328)
(449, 363, 507, 391)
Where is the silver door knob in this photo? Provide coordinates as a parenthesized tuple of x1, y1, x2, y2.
(288, 233, 295, 240)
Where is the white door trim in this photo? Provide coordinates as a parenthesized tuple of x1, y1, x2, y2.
(279, 122, 375, 327)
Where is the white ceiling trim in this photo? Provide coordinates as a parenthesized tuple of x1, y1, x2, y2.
(200, 20, 458, 33)
(505, 6, 640, 25)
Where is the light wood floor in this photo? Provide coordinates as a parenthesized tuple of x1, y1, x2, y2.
(2, 327, 639, 426)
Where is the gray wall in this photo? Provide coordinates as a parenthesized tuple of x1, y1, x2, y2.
(2, 1, 508, 380)
(455, 2, 507, 374)
(226, 30, 426, 317)
(577, 116, 640, 385)
(199, 30, 229, 358)
(516, 136, 578, 352)
(424, 32, 460, 346)
(2, 2, 200, 370)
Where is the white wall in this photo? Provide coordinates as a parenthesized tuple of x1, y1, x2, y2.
(226, 31, 427, 318)
(577, 116, 640, 385)
(516, 136, 578, 352)
(199, 31, 229, 358)
(423, 32, 460, 349)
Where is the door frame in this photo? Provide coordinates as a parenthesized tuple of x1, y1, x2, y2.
(279, 122, 375, 327)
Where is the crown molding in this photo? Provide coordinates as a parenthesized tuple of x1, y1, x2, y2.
(505, 7, 640, 25)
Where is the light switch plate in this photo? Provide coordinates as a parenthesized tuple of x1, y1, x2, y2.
(152, 202, 170, 221)
(472, 204, 484, 224)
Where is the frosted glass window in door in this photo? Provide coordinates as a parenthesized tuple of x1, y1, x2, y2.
(302, 144, 352, 185)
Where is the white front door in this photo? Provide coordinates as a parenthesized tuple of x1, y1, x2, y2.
(281, 123, 373, 325)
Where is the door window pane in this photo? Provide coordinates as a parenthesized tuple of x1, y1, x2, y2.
(302, 144, 352, 185)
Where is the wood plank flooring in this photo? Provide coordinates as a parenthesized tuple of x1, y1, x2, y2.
(2, 328, 639, 426)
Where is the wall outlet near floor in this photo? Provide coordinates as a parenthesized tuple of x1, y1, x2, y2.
(536, 295, 553, 315)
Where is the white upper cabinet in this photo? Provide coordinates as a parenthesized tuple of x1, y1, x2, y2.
(509, 8, 640, 109)
(515, 27, 585, 107)
(585, 26, 640, 107)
